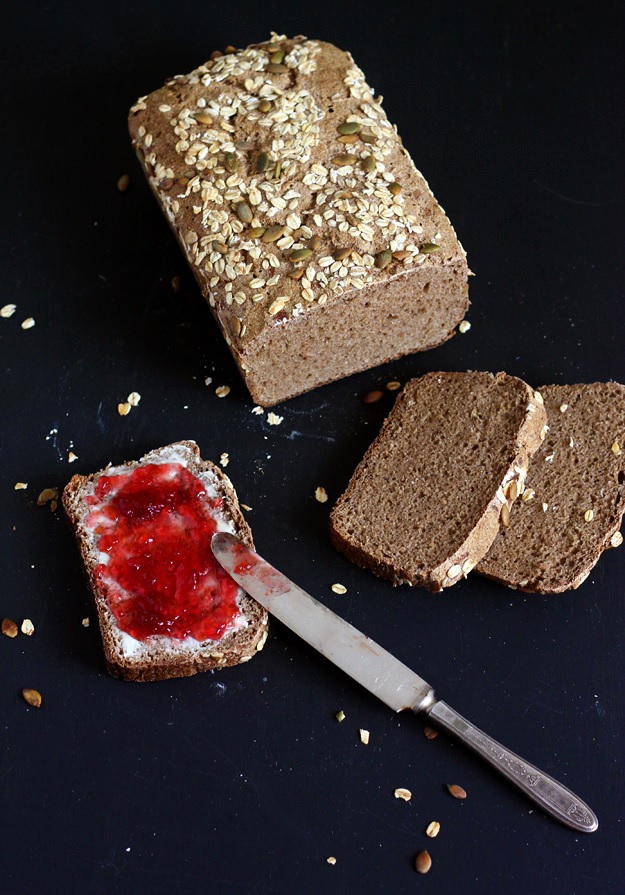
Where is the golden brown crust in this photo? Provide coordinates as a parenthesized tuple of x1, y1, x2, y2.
(329, 372, 547, 592)
(62, 441, 268, 681)
(129, 35, 469, 406)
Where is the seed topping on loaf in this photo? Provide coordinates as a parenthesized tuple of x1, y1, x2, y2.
(129, 34, 466, 344)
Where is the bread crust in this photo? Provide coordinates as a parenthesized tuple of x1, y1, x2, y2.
(128, 35, 469, 406)
(62, 441, 268, 681)
(329, 372, 547, 592)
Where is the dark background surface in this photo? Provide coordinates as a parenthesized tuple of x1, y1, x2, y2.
(1, 2, 624, 893)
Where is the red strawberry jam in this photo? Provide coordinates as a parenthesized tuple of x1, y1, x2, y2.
(85, 463, 242, 641)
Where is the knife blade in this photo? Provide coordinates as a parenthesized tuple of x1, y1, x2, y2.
(211, 531, 598, 833)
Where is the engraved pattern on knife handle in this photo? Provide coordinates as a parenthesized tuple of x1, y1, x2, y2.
(425, 700, 598, 833)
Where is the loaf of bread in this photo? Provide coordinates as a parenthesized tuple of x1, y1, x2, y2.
(62, 441, 268, 681)
(329, 372, 547, 591)
(129, 35, 470, 406)
(476, 382, 625, 592)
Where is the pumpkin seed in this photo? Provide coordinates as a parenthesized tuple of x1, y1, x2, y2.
(361, 155, 376, 173)
(256, 151, 269, 173)
(375, 249, 392, 269)
(290, 247, 312, 262)
(337, 120, 361, 135)
(261, 225, 286, 243)
(337, 133, 359, 144)
(22, 688, 42, 708)
(193, 112, 213, 125)
(258, 99, 272, 113)
(224, 152, 238, 173)
(388, 181, 401, 195)
(211, 240, 228, 253)
(267, 62, 288, 73)
(359, 131, 376, 144)
(235, 201, 253, 223)
(308, 235, 322, 251)
(420, 242, 441, 254)
(247, 226, 266, 239)
(331, 153, 357, 166)
(392, 250, 411, 261)
(269, 49, 285, 64)
(333, 247, 352, 261)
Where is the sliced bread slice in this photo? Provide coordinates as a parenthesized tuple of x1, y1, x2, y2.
(329, 371, 547, 591)
(476, 382, 625, 592)
(63, 441, 268, 681)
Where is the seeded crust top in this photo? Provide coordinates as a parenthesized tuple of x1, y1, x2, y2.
(128, 34, 467, 347)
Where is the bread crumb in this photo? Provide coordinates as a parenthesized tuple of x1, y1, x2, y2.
(251, 405, 264, 415)
(612, 440, 621, 456)
(458, 319, 471, 333)
(118, 402, 132, 416)
(171, 275, 184, 293)
(215, 385, 231, 398)
(560, 403, 568, 413)
(331, 583, 347, 594)
(359, 728, 370, 745)
(127, 392, 141, 407)
(82, 617, 90, 627)
(267, 412, 283, 425)
(326, 856, 337, 865)
(542, 502, 549, 512)
(204, 376, 213, 386)
(315, 486, 328, 503)
(1, 303, 16, 318)
(14, 482, 28, 490)
(21, 317, 35, 329)
(335, 710, 345, 722)
(394, 787, 412, 801)
(68, 451, 78, 463)
(21, 619, 35, 636)
(117, 174, 131, 192)
(220, 453, 230, 467)
(2, 618, 19, 638)
(240, 503, 252, 511)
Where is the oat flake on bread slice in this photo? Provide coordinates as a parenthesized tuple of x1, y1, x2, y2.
(329, 371, 547, 592)
(62, 441, 268, 681)
(477, 382, 625, 593)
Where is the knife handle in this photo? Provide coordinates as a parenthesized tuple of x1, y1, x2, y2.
(424, 700, 598, 832)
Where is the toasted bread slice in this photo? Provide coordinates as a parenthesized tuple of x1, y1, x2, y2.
(63, 441, 268, 681)
(329, 372, 547, 591)
(477, 382, 625, 592)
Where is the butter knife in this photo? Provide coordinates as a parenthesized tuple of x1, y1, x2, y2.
(211, 532, 598, 833)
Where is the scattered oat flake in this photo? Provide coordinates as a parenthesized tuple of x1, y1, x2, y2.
(426, 821, 440, 838)
(14, 482, 28, 490)
(204, 376, 213, 386)
(584, 509, 594, 522)
(2, 618, 19, 638)
(215, 385, 230, 398)
(240, 503, 252, 511)
(359, 728, 370, 745)
(127, 391, 141, 406)
(82, 617, 90, 627)
(251, 405, 264, 415)
(326, 856, 337, 866)
(386, 380, 401, 391)
(267, 412, 283, 425)
(458, 319, 471, 333)
(612, 441, 621, 456)
(220, 453, 230, 467)
(335, 710, 345, 722)
(610, 531, 623, 548)
(447, 783, 467, 799)
(394, 787, 412, 801)
(21, 619, 35, 636)
(331, 583, 347, 594)
(1, 303, 16, 318)
(315, 486, 328, 503)
(21, 317, 35, 329)
(68, 451, 78, 463)
(118, 402, 131, 416)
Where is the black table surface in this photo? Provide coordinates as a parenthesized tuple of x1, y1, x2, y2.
(2, 2, 624, 893)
